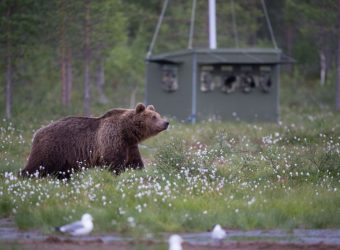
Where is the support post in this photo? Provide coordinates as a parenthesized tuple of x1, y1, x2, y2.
(191, 51, 197, 124)
(275, 64, 281, 123)
(208, 0, 217, 49)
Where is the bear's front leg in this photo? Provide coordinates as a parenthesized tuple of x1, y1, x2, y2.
(126, 144, 144, 169)
(102, 149, 127, 174)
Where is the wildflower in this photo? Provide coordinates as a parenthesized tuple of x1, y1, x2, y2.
(127, 217, 136, 227)
(247, 197, 256, 206)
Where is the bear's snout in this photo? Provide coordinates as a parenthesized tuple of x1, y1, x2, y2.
(164, 121, 169, 129)
(153, 120, 169, 134)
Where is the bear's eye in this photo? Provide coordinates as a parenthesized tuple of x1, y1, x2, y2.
(152, 115, 157, 120)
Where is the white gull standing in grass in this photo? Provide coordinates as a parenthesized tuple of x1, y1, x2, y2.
(211, 224, 226, 242)
(55, 213, 93, 236)
(168, 234, 183, 250)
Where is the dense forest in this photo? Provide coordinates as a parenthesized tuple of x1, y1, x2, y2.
(0, 0, 340, 120)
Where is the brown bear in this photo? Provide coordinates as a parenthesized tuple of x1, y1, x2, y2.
(20, 103, 169, 179)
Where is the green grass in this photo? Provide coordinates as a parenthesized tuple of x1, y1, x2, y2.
(0, 75, 340, 236)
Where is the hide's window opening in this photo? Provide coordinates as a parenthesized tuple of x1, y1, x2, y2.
(199, 65, 273, 94)
(161, 65, 178, 92)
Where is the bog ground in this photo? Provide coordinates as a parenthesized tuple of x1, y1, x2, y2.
(0, 79, 339, 249)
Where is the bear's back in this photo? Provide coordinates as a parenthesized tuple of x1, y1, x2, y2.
(59, 116, 100, 131)
(34, 116, 100, 144)
(99, 108, 130, 119)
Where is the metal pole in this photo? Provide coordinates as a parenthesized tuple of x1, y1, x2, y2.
(208, 0, 217, 49)
(275, 64, 281, 123)
(188, 0, 197, 49)
(191, 51, 197, 124)
(144, 61, 149, 105)
(261, 0, 278, 49)
(231, 0, 239, 48)
(147, 0, 170, 59)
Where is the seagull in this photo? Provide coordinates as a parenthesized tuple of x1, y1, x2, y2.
(211, 224, 226, 241)
(55, 213, 94, 236)
(169, 234, 183, 250)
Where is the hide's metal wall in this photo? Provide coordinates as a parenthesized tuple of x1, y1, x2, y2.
(146, 48, 281, 122)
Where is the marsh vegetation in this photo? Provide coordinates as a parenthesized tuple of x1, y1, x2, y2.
(0, 78, 339, 237)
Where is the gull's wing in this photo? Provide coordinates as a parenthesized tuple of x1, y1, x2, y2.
(57, 220, 84, 233)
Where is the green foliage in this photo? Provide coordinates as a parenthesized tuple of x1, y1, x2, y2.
(292, 40, 319, 68)
(283, 0, 338, 73)
(0, 0, 146, 119)
(153, 0, 273, 52)
(1, 73, 339, 235)
(1, 0, 340, 119)
(154, 138, 187, 173)
(0, 0, 340, 238)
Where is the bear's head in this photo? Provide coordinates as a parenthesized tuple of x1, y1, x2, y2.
(134, 103, 169, 141)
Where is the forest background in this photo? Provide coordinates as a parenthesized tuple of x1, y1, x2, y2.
(1, 0, 340, 121)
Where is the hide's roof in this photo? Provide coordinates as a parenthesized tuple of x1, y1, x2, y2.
(146, 48, 289, 65)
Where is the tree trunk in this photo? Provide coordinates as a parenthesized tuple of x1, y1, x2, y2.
(60, 55, 67, 106)
(319, 50, 326, 86)
(129, 87, 138, 109)
(66, 46, 73, 106)
(83, 0, 91, 116)
(336, 0, 340, 110)
(5, 43, 12, 119)
(5, 7, 12, 119)
(96, 59, 108, 104)
(59, 0, 67, 106)
(337, 55, 340, 109)
(285, 22, 293, 73)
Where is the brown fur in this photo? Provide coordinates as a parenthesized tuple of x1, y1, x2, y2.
(20, 103, 169, 179)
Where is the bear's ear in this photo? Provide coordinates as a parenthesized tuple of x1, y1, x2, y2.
(146, 105, 155, 111)
(135, 103, 146, 113)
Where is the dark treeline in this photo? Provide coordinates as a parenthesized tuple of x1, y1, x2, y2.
(0, 0, 340, 119)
